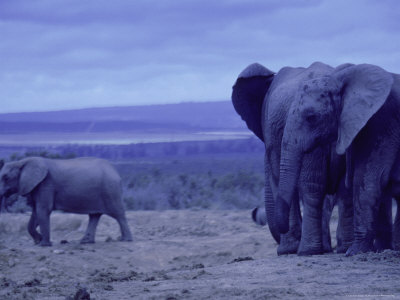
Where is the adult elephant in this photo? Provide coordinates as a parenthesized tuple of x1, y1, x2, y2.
(273, 62, 400, 256)
(0, 156, 133, 246)
(232, 62, 353, 255)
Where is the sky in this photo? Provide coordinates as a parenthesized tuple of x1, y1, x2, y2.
(0, 0, 399, 113)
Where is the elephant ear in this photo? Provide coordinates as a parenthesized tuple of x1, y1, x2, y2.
(334, 64, 394, 154)
(232, 63, 275, 141)
(19, 158, 48, 196)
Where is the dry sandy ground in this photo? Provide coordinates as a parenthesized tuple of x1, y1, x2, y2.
(1, 210, 400, 299)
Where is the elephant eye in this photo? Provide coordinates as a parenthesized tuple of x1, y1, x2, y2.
(303, 109, 318, 124)
(2, 175, 8, 182)
(306, 114, 317, 123)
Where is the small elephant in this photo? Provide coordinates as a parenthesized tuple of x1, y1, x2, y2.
(273, 62, 400, 256)
(232, 62, 353, 255)
(0, 157, 132, 246)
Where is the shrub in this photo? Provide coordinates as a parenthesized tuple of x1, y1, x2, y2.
(122, 168, 264, 211)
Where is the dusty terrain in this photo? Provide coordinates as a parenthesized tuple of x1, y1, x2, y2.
(1, 209, 400, 299)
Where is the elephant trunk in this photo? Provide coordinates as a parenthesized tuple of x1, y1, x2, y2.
(276, 142, 303, 234)
(252, 157, 281, 244)
(264, 178, 281, 243)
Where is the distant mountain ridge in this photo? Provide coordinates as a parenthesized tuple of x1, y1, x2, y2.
(0, 101, 246, 132)
(0, 101, 262, 158)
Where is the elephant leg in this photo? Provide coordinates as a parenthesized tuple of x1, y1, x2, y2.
(393, 197, 400, 250)
(80, 213, 102, 244)
(28, 207, 42, 244)
(336, 179, 354, 253)
(345, 172, 378, 256)
(297, 189, 324, 255)
(36, 206, 52, 247)
(277, 194, 301, 255)
(109, 212, 132, 242)
(266, 151, 301, 255)
(322, 195, 335, 253)
(32, 188, 53, 247)
(373, 194, 393, 252)
(297, 151, 327, 256)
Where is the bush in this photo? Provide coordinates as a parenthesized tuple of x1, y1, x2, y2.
(122, 168, 264, 211)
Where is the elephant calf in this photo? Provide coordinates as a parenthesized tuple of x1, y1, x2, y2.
(0, 157, 132, 246)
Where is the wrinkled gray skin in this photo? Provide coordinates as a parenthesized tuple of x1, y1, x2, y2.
(252, 183, 353, 255)
(273, 62, 400, 256)
(232, 62, 353, 255)
(251, 195, 340, 250)
(0, 157, 132, 246)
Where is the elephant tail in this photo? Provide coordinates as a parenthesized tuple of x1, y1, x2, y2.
(251, 207, 267, 226)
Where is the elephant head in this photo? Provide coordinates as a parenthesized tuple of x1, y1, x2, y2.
(276, 64, 394, 233)
(0, 158, 48, 199)
(232, 63, 275, 141)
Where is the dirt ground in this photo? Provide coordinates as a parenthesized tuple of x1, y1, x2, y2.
(1, 209, 400, 299)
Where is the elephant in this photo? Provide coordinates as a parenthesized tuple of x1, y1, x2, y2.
(0, 156, 133, 246)
(272, 62, 400, 256)
(232, 62, 353, 255)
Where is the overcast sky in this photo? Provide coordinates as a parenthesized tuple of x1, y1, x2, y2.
(0, 0, 399, 113)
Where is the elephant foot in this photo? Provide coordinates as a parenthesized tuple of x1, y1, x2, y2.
(33, 236, 42, 245)
(345, 242, 374, 257)
(297, 246, 324, 256)
(119, 235, 133, 242)
(297, 241, 324, 256)
(80, 236, 95, 244)
(336, 244, 351, 254)
(336, 236, 354, 254)
(277, 243, 298, 255)
(39, 240, 52, 247)
(277, 235, 299, 255)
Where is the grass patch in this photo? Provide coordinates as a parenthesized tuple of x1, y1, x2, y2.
(117, 153, 264, 210)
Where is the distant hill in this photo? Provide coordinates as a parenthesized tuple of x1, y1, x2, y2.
(0, 101, 246, 133)
(0, 101, 255, 149)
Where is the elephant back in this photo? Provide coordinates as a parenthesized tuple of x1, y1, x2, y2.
(50, 158, 123, 215)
